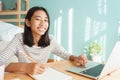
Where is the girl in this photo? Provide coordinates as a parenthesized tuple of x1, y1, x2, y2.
(0, 6, 87, 75)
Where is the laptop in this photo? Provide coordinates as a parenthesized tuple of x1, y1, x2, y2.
(67, 41, 120, 80)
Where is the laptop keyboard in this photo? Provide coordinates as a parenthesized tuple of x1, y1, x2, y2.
(80, 64, 104, 77)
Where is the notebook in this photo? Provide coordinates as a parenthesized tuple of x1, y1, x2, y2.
(29, 67, 72, 80)
(67, 41, 120, 80)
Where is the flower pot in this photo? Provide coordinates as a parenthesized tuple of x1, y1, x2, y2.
(91, 54, 103, 63)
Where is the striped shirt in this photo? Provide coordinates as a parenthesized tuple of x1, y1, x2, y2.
(0, 33, 71, 65)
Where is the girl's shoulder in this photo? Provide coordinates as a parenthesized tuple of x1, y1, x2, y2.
(49, 34, 55, 40)
(14, 33, 23, 40)
(15, 33, 23, 37)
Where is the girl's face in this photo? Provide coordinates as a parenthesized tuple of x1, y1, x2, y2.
(27, 10, 49, 37)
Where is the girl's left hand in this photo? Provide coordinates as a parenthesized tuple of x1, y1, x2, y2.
(70, 54, 87, 67)
(74, 55, 87, 67)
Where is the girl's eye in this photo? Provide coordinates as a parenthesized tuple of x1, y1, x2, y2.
(36, 18, 41, 20)
(45, 19, 48, 22)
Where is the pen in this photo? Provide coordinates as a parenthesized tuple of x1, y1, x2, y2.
(19, 51, 37, 63)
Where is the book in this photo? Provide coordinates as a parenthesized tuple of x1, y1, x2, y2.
(29, 67, 72, 80)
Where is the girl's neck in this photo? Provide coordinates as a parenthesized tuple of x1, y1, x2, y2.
(33, 34, 41, 46)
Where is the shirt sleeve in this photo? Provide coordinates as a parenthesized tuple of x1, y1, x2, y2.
(0, 34, 20, 66)
(50, 36, 71, 60)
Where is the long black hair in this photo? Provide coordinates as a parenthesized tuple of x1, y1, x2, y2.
(23, 6, 50, 47)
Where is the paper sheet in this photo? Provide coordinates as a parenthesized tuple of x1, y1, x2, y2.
(30, 67, 72, 80)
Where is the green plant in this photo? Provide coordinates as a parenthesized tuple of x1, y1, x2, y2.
(86, 42, 102, 55)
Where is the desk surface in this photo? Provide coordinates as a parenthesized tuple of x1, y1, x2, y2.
(4, 60, 120, 80)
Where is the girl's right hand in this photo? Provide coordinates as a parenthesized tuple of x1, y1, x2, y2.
(23, 63, 47, 74)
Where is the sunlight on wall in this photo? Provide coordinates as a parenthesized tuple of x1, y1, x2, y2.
(93, 21, 107, 37)
(101, 22, 107, 32)
(52, 0, 108, 61)
(54, 20, 57, 39)
(118, 21, 120, 36)
(56, 17, 62, 43)
(100, 34, 106, 63)
(93, 20, 101, 36)
(53, 10, 63, 61)
(100, 22, 107, 62)
(93, 21, 107, 63)
(97, 0, 107, 15)
(97, 0, 107, 62)
(85, 16, 91, 41)
(68, 8, 73, 53)
(53, 8, 74, 60)
(85, 16, 107, 63)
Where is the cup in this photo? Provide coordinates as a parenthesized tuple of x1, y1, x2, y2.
(0, 64, 5, 80)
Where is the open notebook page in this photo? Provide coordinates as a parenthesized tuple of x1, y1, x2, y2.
(29, 67, 72, 80)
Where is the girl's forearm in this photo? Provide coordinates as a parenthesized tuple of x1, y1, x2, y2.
(69, 55, 77, 61)
(5, 62, 26, 73)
